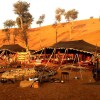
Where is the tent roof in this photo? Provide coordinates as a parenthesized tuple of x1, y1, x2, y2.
(0, 44, 26, 52)
(51, 40, 100, 53)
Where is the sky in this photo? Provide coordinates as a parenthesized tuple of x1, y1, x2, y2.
(0, 0, 100, 29)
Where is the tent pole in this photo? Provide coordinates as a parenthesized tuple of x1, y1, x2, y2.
(45, 48, 56, 68)
(59, 48, 67, 69)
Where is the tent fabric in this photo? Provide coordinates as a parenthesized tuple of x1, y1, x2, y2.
(51, 40, 100, 53)
(33, 47, 92, 55)
(0, 44, 26, 52)
(33, 47, 54, 54)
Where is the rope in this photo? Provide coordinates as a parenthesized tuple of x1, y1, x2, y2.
(39, 48, 44, 59)
(45, 48, 56, 68)
(60, 48, 67, 66)
(0, 50, 5, 57)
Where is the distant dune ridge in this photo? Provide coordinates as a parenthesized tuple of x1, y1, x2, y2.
(0, 18, 100, 50)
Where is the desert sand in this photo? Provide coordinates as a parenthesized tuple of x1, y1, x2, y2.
(0, 18, 100, 50)
(0, 66, 100, 100)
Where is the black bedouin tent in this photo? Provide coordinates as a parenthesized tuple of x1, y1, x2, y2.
(33, 47, 54, 54)
(33, 47, 92, 60)
(33, 40, 100, 55)
(51, 40, 100, 53)
(33, 40, 98, 62)
(0, 44, 26, 52)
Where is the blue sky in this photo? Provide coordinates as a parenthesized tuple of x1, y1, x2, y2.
(0, 0, 100, 29)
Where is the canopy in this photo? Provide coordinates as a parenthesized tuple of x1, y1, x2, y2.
(51, 40, 100, 53)
(33, 47, 92, 55)
(0, 44, 26, 52)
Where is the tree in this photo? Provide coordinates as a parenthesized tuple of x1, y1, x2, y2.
(16, 12, 33, 28)
(2, 29, 10, 44)
(64, 9, 78, 39)
(13, 1, 30, 29)
(3, 20, 15, 28)
(13, 28, 20, 44)
(36, 14, 45, 48)
(13, 1, 33, 51)
(55, 14, 61, 23)
(55, 8, 65, 15)
(55, 8, 65, 23)
(90, 16, 94, 19)
(52, 21, 58, 48)
(3, 20, 16, 44)
(54, 8, 65, 48)
(36, 14, 45, 27)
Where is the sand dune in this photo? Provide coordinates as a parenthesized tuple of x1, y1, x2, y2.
(0, 18, 100, 50)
